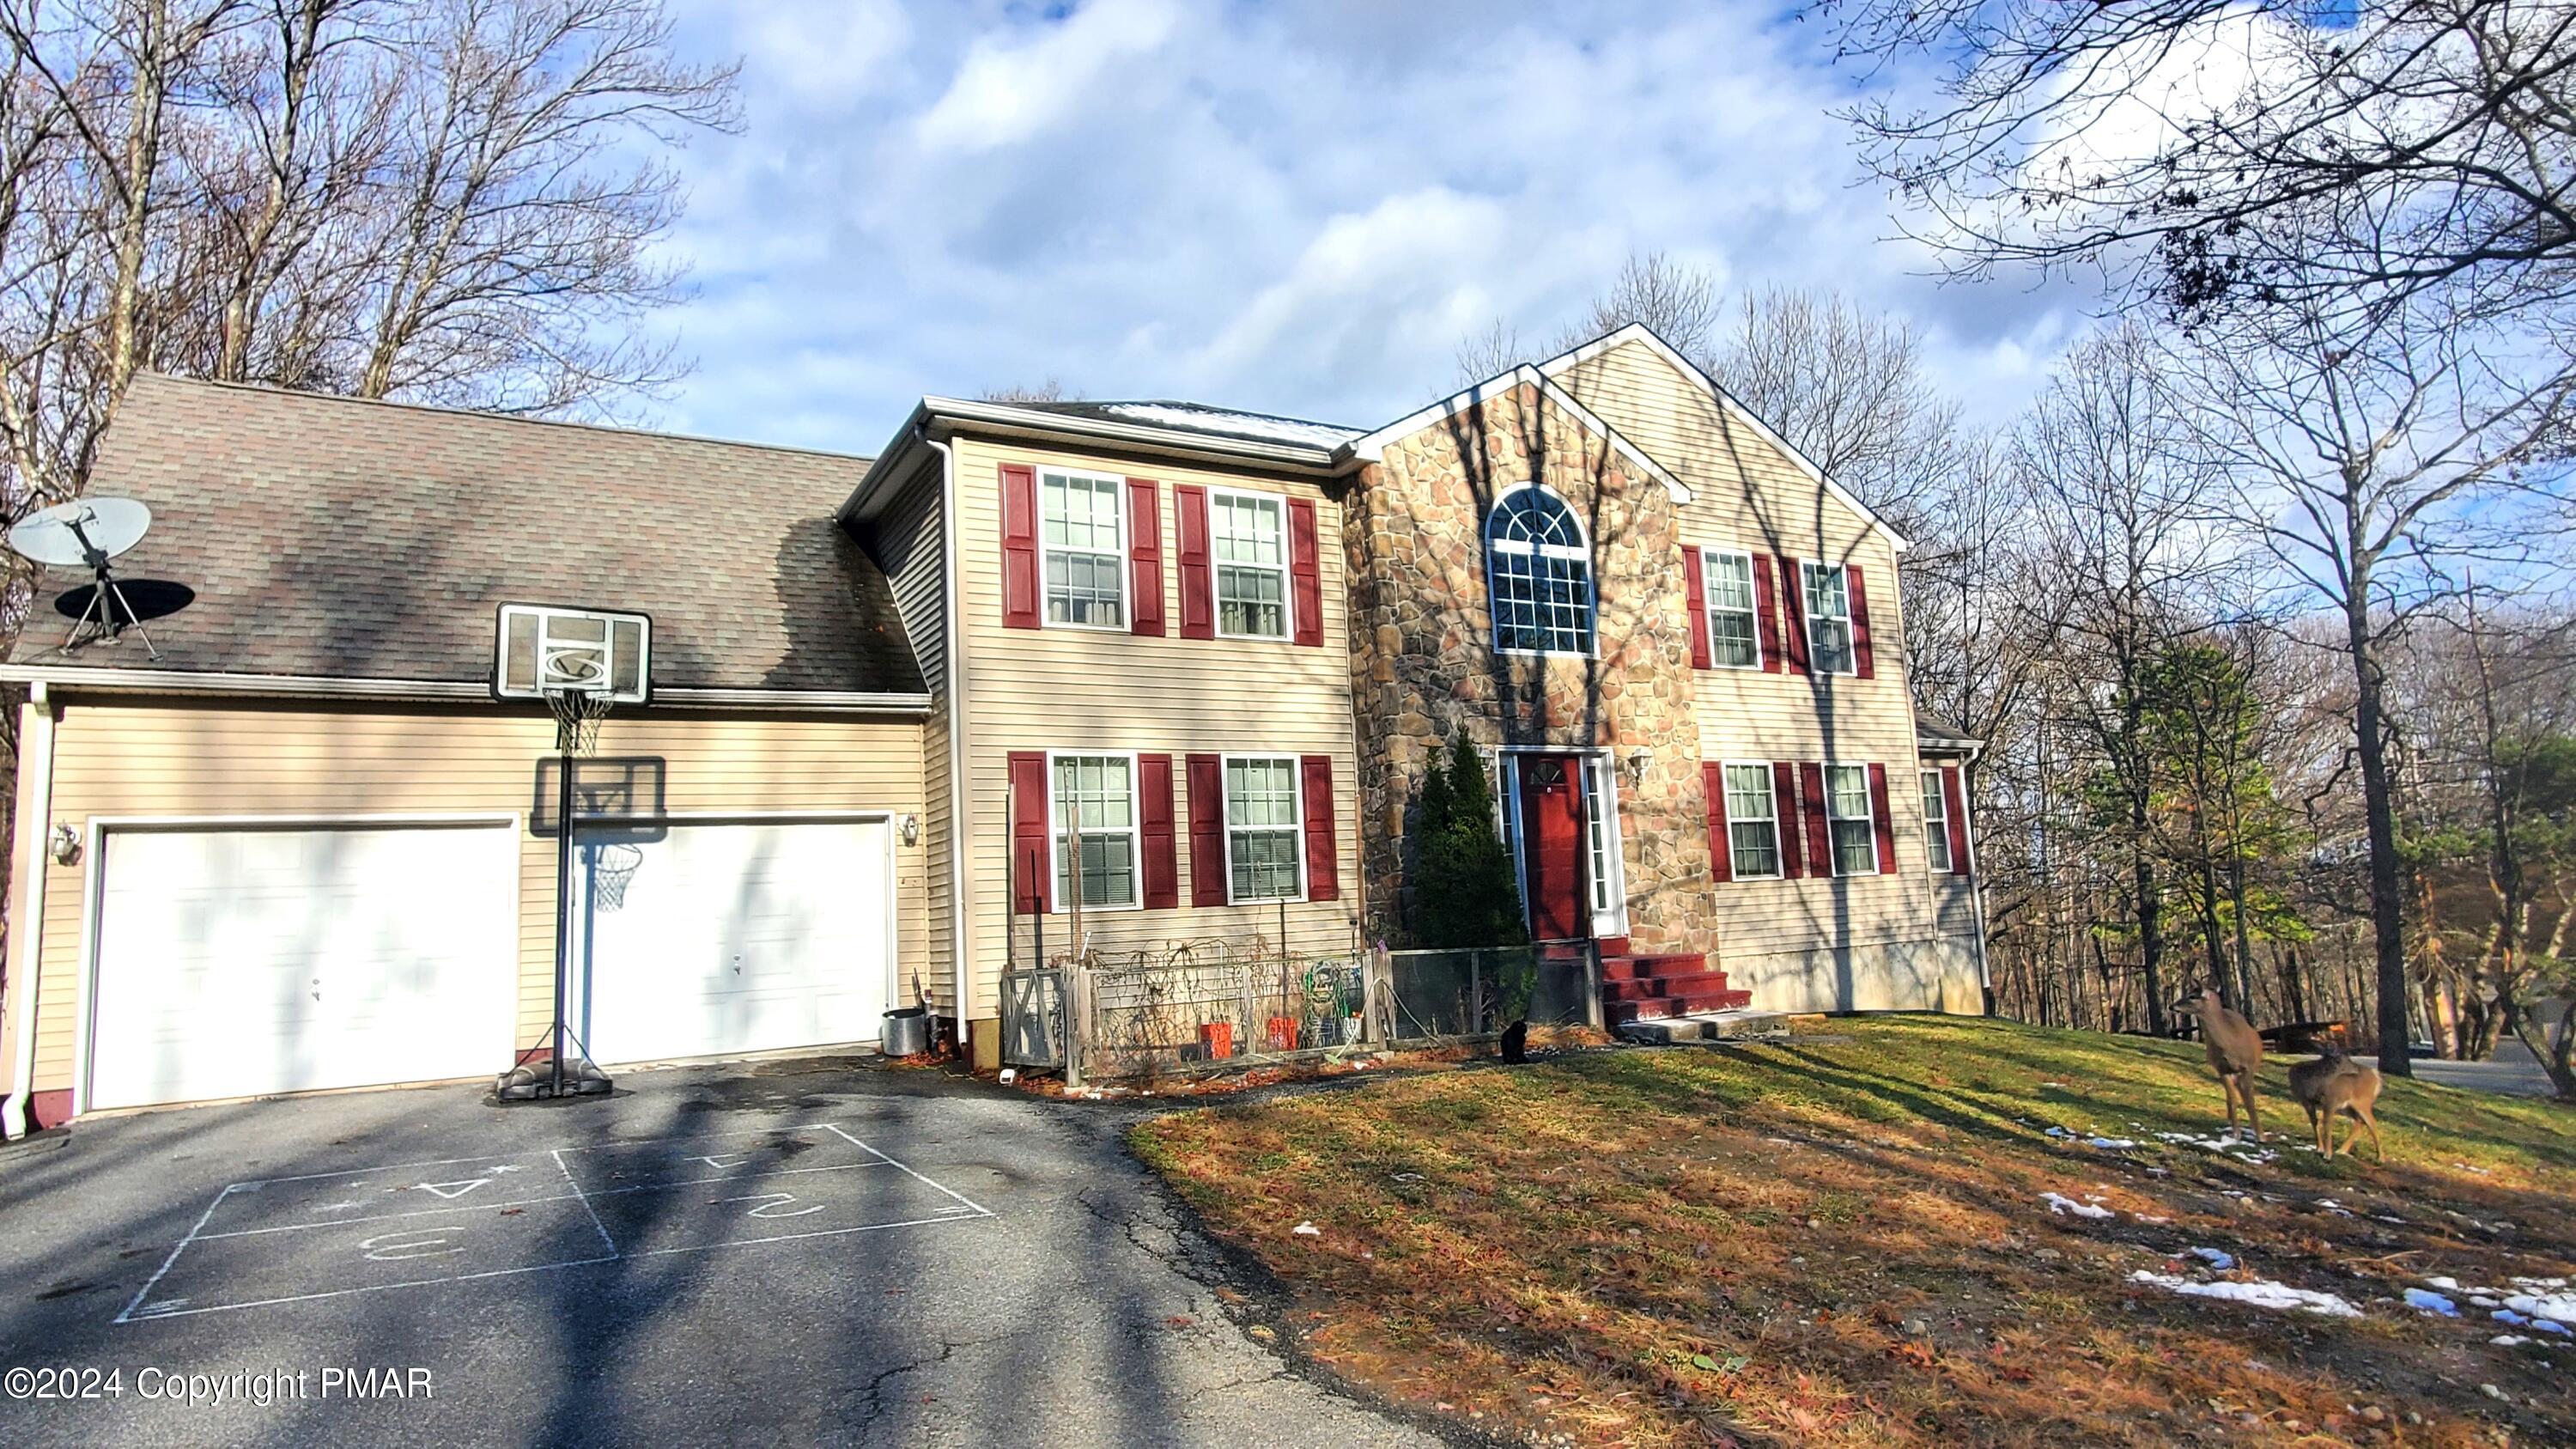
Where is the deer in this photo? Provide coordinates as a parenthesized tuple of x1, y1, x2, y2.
(2287, 1045, 2385, 1163)
(2175, 989, 2264, 1144)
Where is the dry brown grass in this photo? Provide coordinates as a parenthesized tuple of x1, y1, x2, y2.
(1132, 1018, 2576, 1447)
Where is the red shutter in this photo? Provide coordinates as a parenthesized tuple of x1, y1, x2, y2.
(1848, 563, 1874, 679)
(1008, 751, 1051, 912)
(1127, 478, 1164, 637)
(1778, 556, 1809, 675)
(1753, 553, 1783, 673)
(1000, 465, 1041, 630)
(1176, 484, 1214, 639)
(1682, 547, 1711, 669)
(1300, 754, 1340, 900)
(1941, 764, 1972, 876)
(1703, 761, 1732, 883)
(1288, 497, 1323, 647)
(1799, 762, 1833, 876)
(1187, 752, 1225, 905)
(1773, 761, 1804, 880)
(1139, 753, 1177, 908)
(1867, 763, 1898, 874)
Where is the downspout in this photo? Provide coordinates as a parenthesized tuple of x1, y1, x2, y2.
(925, 432, 973, 1050)
(4, 683, 58, 1138)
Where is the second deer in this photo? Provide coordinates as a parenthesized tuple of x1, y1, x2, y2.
(2287, 1046, 2385, 1163)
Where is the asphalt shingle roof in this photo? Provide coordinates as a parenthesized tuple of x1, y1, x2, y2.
(11, 374, 922, 693)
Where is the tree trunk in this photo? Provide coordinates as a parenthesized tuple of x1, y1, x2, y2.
(2231, 855, 2258, 1020)
(2136, 849, 2166, 1034)
(2513, 999, 2575, 1100)
(2348, 581, 2413, 1075)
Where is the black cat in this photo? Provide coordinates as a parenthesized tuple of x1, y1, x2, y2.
(1499, 1019, 1528, 1064)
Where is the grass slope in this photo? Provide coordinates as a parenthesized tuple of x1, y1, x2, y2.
(1133, 1017, 2576, 1447)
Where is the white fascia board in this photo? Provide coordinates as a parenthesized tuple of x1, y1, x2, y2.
(0, 665, 930, 715)
(1538, 323, 1909, 551)
(840, 398, 1346, 524)
(1334, 365, 1693, 506)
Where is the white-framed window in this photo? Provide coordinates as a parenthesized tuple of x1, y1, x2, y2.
(1722, 762, 1782, 878)
(1824, 763, 1878, 876)
(1702, 548, 1761, 668)
(1922, 770, 1953, 874)
(1223, 754, 1303, 902)
(1210, 488, 1289, 640)
(1039, 469, 1127, 629)
(1802, 561, 1856, 674)
(1580, 756, 1617, 918)
(1485, 486, 1595, 656)
(1049, 752, 1139, 909)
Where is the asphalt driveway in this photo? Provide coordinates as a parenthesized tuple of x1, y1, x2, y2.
(0, 1058, 1435, 1447)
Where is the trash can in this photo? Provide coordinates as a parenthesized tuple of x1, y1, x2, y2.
(882, 1006, 931, 1057)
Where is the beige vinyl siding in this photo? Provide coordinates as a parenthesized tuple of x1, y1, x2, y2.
(951, 437, 1360, 1020)
(1564, 338, 1971, 1010)
(25, 698, 927, 1093)
(868, 466, 955, 1010)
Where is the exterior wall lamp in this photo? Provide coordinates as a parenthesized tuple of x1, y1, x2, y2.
(1625, 746, 1654, 789)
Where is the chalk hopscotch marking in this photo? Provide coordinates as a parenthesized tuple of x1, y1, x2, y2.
(115, 1122, 993, 1325)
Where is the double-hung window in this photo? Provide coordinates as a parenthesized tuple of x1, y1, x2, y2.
(1803, 562, 1856, 674)
(1052, 754, 1138, 908)
(1485, 487, 1595, 655)
(1224, 756, 1303, 901)
(1211, 490, 1288, 639)
(1702, 549, 1760, 668)
(1040, 470, 1126, 629)
(1723, 763, 1782, 878)
(1921, 770, 1953, 874)
(1824, 764, 1878, 876)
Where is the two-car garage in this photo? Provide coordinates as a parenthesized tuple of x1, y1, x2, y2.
(75, 811, 897, 1115)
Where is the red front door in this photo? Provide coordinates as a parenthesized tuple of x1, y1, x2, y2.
(1518, 754, 1588, 941)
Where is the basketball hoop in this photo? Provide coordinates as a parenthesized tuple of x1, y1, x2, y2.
(549, 685, 614, 757)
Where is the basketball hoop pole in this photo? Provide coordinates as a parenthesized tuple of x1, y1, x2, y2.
(550, 727, 575, 1098)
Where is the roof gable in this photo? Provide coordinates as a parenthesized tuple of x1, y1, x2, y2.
(1341, 364, 1693, 504)
(1539, 325, 1906, 551)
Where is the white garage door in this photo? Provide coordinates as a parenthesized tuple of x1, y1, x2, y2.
(572, 819, 891, 1064)
(88, 824, 518, 1111)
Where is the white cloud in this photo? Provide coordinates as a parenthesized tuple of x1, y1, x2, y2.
(648, 0, 2099, 452)
(914, 0, 1182, 154)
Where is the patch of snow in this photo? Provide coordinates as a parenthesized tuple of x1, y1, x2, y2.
(2503, 1292, 2576, 1326)
(1293, 1222, 1321, 1237)
(2492, 1335, 2533, 1347)
(2044, 1125, 2072, 1138)
(1102, 403, 1358, 450)
(2513, 1275, 2570, 1290)
(2313, 1199, 2355, 1217)
(2186, 1247, 2237, 1271)
(2372, 1215, 2406, 1225)
(2086, 1137, 2142, 1149)
(2494, 1309, 2530, 1326)
(2474, 1296, 2502, 1308)
(2136, 1214, 2172, 1224)
(2128, 1270, 2362, 1318)
(2403, 1289, 2460, 1317)
(2426, 1275, 2465, 1292)
(2041, 1192, 2114, 1220)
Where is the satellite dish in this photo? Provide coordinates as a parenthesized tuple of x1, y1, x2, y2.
(5, 496, 161, 658)
(8, 496, 151, 569)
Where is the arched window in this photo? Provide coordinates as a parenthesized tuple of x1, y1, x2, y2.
(1485, 486, 1595, 655)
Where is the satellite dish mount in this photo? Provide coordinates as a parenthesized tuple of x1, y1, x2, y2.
(6, 497, 160, 659)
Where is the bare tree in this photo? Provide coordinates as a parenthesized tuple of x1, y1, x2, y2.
(1816, 0, 2576, 324)
(978, 379, 1078, 405)
(1549, 250, 1722, 361)
(1451, 317, 1525, 387)
(1708, 284, 1964, 528)
(2179, 259, 2576, 1073)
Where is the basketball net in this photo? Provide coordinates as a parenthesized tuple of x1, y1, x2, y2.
(549, 686, 614, 757)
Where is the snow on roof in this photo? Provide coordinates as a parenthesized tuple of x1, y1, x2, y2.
(1098, 402, 1361, 450)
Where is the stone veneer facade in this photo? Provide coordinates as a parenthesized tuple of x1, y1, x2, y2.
(1343, 384, 1722, 953)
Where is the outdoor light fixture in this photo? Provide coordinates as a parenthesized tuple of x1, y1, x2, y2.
(1626, 746, 1655, 788)
(899, 813, 921, 846)
(47, 822, 78, 865)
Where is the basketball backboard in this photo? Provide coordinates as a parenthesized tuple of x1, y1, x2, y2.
(495, 603, 651, 703)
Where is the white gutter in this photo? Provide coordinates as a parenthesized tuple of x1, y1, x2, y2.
(925, 435, 973, 1047)
(0, 665, 930, 716)
(4, 683, 57, 1137)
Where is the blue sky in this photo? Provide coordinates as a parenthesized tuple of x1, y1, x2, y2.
(646, 0, 2096, 454)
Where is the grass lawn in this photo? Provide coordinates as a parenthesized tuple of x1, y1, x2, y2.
(1133, 1017, 2576, 1447)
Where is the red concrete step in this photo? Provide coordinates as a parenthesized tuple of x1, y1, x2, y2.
(1607, 989, 1756, 1026)
(1678, 989, 1755, 1013)
(1630, 969, 1735, 998)
(1594, 935, 1631, 958)
(1630, 953, 1707, 977)
(1598, 956, 1645, 982)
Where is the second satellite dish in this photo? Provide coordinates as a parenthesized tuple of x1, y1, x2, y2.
(8, 496, 151, 569)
